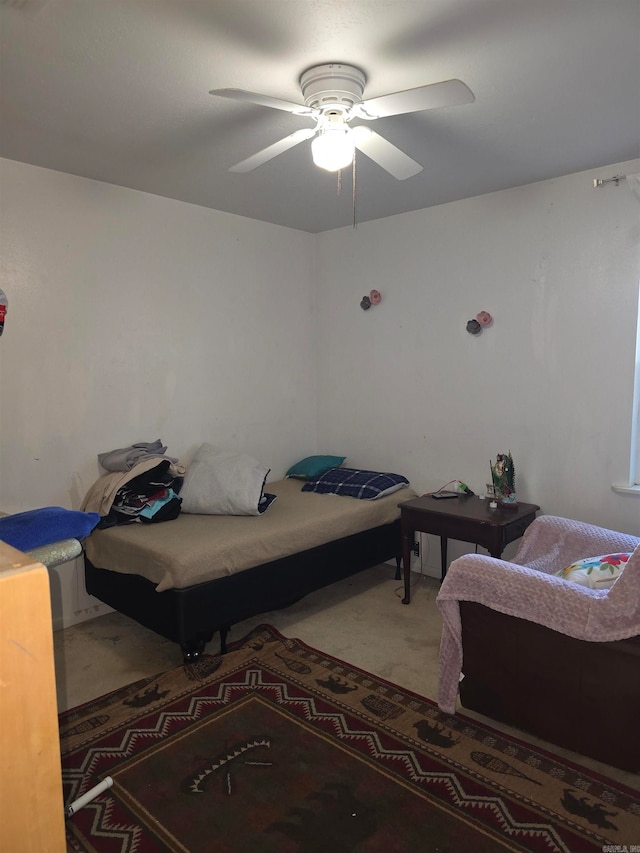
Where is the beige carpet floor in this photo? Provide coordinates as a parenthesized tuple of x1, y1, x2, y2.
(54, 564, 639, 791)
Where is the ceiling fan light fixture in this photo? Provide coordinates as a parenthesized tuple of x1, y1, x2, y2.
(311, 127, 354, 172)
(214, 63, 472, 179)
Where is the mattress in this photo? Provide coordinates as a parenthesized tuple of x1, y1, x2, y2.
(84, 478, 416, 591)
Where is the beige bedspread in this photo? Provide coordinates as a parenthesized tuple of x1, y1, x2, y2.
(84, 478, 416, 591)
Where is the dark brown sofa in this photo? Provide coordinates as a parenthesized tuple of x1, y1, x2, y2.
(436, 514, 640, 773)
(458, 601, 640, 771)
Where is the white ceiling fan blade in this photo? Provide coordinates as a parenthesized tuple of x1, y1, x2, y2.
(209, 88, 315, 117)
(229, 128, 317, 173)
(351, 126, 422, 180)
(357, 79, 474, 119)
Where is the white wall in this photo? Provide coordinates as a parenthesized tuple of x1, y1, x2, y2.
(0, 158, 317, 626)
(315, 159, 640, 573)
(1, 157, 638, 612)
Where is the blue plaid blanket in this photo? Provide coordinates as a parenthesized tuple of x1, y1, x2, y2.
(301, 467, 409, 500)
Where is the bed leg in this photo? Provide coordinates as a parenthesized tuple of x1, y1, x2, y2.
(394, 555, 401, 581)
(219, 627, 229, 655)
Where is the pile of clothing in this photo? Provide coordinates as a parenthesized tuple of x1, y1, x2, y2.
(82, 440, 185, 528)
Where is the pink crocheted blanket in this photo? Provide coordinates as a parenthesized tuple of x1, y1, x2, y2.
(436, 515, 640, 714)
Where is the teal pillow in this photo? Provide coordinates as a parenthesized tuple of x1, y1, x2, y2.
(286, 455, 346, 480)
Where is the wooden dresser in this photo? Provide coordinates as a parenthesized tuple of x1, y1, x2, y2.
(0, 541, 66, 851)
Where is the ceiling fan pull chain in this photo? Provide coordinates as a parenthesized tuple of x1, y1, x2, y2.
(337, 168, 342, 196)
(352, 153, 358, 229)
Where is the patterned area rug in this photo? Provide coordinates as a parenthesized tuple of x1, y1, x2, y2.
(60, 624, 640, 852)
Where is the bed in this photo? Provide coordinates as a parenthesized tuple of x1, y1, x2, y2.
(84, 477, 416, 661)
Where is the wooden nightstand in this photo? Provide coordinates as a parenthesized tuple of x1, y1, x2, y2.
(398, 494, 540, 603)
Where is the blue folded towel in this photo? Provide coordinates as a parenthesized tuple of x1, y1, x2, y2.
(0, 507, 100, 551)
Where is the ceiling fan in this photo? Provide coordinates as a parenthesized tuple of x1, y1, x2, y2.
(210, 63, 474, 180)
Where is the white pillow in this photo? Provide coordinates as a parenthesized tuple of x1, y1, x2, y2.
(556, 553, 632, 590)
(180, 444, 270, 516)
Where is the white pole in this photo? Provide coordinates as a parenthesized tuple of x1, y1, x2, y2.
(65, 776, 113, 818)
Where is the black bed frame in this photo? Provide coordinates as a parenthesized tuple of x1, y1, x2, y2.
(85, 519, 402, 662)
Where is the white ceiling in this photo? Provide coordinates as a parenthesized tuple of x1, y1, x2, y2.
(1, 0, 638, 233)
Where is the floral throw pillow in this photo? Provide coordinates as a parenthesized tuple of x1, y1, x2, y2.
(556, 553, 632, 590)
